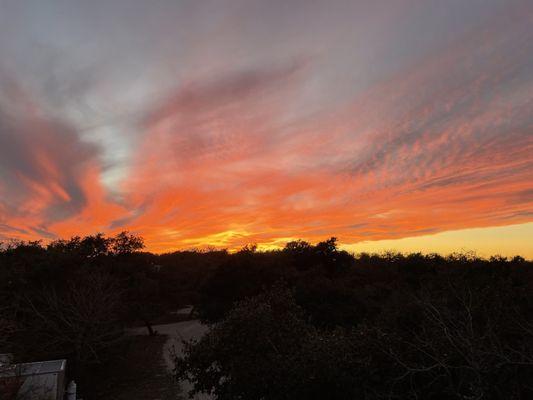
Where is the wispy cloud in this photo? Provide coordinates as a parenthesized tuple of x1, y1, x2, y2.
(0, 75, 103, 237)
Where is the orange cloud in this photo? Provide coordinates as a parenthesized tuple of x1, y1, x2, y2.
(0, 12, 531, 255)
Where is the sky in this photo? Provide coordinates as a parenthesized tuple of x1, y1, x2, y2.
(0, 0, 532, 257)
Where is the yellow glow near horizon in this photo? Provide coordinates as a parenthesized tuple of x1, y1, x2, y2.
(342, 222, 533, 259)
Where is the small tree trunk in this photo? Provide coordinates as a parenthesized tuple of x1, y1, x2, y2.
(144, 320, 155, 336)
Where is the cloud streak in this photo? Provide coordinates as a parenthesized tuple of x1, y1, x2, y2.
(0, 76, 105, 239)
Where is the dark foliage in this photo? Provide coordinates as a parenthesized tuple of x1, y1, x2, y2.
(0, 232, 157, 386)
(177, 282, 533, 400)
(174, 241, 533, 400)
(1, 234, 532, 399)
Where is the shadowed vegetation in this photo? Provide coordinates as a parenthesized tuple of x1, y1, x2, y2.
(1, 234, 531, 399)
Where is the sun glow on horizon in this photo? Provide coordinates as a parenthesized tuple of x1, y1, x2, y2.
(341, 222, 533, 259)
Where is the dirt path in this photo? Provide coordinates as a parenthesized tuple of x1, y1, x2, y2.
(92, 335, 180, 400)
(128, 320, 212, 399)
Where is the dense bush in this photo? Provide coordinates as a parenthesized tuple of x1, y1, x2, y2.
(176, 283, 533, 399)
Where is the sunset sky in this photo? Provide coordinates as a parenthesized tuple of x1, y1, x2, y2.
(0, 0, 532, 256)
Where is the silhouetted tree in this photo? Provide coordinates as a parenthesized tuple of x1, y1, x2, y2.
(110, 231, 145, 255)
(19, 272, 124, 365)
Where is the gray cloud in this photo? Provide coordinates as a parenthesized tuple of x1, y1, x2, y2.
(0, 75, 100, 224)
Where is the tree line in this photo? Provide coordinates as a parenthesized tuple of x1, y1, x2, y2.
(1, 233, 532, 399)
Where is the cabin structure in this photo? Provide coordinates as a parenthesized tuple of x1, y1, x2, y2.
(0, 357, 67, 400)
